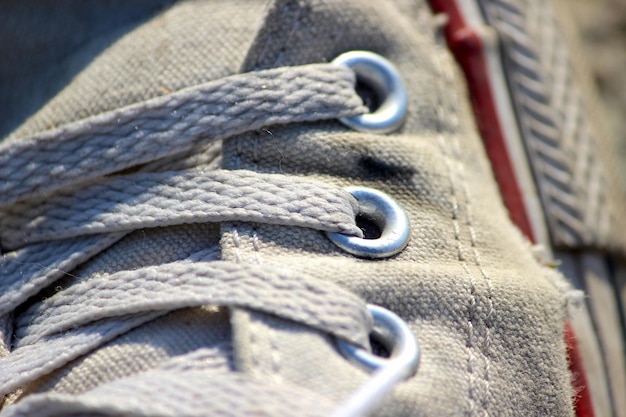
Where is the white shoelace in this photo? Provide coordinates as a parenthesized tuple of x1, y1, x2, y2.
(0, 63, 383, 416)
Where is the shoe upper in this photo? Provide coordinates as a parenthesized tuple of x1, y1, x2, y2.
(3, 0, 622, 416)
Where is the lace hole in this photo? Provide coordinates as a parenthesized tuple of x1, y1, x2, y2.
(355, 79, 381, 113)
(355, 214, 382, 239)
(332, 305, 420, 417)
(332, 51, 408, 134)
(326, 186, 410, 258)
(336, 304, 420, 375)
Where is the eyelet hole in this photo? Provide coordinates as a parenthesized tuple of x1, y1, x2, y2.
(369, 334, 391, 359)
(326, 186, 410, 259)
(332, 305, 420, 417)
(355, 79, 381, 113)
(356, 214, 382, 240)
(332, 50, 408, 134)
(335, 304, 420, 373)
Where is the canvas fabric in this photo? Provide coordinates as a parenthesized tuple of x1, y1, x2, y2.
(0, 0, 584, 416)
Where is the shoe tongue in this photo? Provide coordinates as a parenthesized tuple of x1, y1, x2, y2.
(3, 1, 268, 141)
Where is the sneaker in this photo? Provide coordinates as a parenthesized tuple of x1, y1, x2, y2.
(0, 1, 622, 416)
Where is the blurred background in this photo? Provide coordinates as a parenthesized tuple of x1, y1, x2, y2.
(571, 0, 626, 177)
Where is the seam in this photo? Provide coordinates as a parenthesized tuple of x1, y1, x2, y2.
(268, 324, 283, 383)
(252, 229, 261, 265)
(248, 312, 261, 379)
(231, 227, 242, 263)
(432, 36, 486, 416)
(434, 31, 497, 415)
(443, 54, 494, 415)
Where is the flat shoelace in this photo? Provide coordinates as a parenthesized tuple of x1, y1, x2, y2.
(0, 64, 364, 207)
(0, 170, 363, 250)
(0, 63, 374, 416)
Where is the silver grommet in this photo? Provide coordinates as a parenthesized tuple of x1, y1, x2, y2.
(337, 305, 420, 374)
(332, 305, 420, 417)
(332, 51, 408, 134)
(326, 187, 410, 259)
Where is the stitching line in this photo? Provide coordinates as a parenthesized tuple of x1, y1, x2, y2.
(231, 227, 242, 263)
(268, 324, 283, 383)
(252, 229, 261, 265)
(248, 312, 261, 379)
(433, 31, 496, 415)
(442, 57, 494, 416)
(432, 36, 484, 417)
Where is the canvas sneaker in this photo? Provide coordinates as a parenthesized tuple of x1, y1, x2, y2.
(0, 0, 623, 416)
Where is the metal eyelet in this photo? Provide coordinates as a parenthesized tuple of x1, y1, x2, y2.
(332, 51, 408, 134)
(332, 304, 420, 417)
(326, 187, 410, 259)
